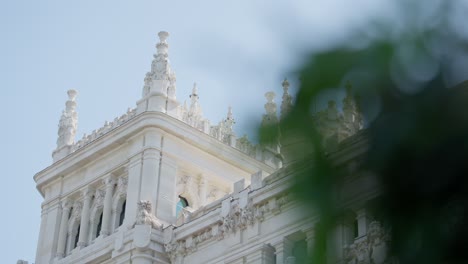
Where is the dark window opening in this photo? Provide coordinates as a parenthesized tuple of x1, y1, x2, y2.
(354, 219, 359, 238)
(96, 212, 103, 238)
(119, 200, 126, 227)
(176, 196, 189, 217)
(74, 225, 80, 249)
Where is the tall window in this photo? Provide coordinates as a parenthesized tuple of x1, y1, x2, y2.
(119, 200, 126, 227)
(176, 196, 189, 217)
(74, 225, 80, 249)
(96, 212, 103, 238)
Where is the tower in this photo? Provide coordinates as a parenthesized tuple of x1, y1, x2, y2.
(32, 32, 376, 264)
(33, 32, 281, 264)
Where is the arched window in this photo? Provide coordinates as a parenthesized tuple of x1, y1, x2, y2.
(176, 196, 189, 217)
(119, 200, 126, 227)
(96, 212, 103, 238)
(74, 225, 80, 249)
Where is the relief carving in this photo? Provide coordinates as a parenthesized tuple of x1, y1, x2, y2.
(344, 221, 395, 264)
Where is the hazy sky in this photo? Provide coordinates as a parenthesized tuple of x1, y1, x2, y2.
(3, 0, 465, 262)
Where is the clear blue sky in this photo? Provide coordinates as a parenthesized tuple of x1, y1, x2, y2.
(2, 0, 466, 262)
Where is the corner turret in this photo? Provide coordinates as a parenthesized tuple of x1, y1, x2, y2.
(52, 89, 78, 162)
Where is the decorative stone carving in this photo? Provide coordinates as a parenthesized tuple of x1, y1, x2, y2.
(70, 108, 136, 153)
(280, 78, 292, 119)
(179, 83, 210, 132)
(56, 90, 78, 149)
(344, 221, 394, 264)
(164, 242, 177, 261)
(314, 82, 364, 150)
(210, 107, 236, 146)
(164, 192, 291, 258)
(135, 200, 162, 229)
(255, 202, 269, 222)
(93, 189, 105, 208)
(236, 134, 255, 156)
(71, 201, 82, 219)
(116, 176, 128, 196)
(262, 91, 278, 125)
(238, 205, 255, 230)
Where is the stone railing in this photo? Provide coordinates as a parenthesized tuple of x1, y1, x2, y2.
(344, 221, 396, 264)
(164, 172, 292, 262)
(177, 104, 281, 167)
(70, 108, 137, 153)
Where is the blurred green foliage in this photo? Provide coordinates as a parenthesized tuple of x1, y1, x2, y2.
(260, 1, 468, 263)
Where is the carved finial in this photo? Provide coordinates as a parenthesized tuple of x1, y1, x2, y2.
(142, 30, 176, 98)
(342, 81, 363, 130)
(191, 82, 198, 98)
(282, 78, 290, 90)
(224, 106, 235, 135)
(189, 83, 200, 111)
(56, 90, 78, 149)
(262, 92, 278, 125)
(186, 82, 203, 126)
(158, 31, 169, 43)
(280, 78, 292, 119)
(227, 106, 233, 121)
(156, 31, 169, 55)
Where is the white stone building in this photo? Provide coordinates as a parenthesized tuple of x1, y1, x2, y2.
(31, 32, 389, 264)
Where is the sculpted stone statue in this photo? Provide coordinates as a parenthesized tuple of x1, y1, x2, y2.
(56, 90, 78, 149)
(135, 200, 162, 229)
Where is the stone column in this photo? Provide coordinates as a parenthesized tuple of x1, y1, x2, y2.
(100, 176, 115, 237)
(327, 221, 354, 264)
(56, 199, 72, 258)
(140, 147, 161, 214)
(199, 176, 207, 206)
(126, 155, 143, 226)
(77, 188, 93, 248)
(274, 238, 294, 264)
(155, 153, 177, 223)
(305, 228, 315, 256)
(356, 208, 372, 237)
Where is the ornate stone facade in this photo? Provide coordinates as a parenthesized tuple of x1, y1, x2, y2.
(31, 31, 380, 264)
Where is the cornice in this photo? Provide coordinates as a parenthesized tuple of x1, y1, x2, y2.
(35, 111, 275, 196)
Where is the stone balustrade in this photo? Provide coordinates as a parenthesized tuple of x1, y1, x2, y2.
(70, 108, 137, 153)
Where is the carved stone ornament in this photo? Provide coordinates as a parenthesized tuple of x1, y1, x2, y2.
(72, 201, 82, 219)
(56, 90, 78, 149)
(116, 176, 128, 196)
(135, 200, 162, 229)
(164, 193, 289, 257)
(280, 78, 292, 119)
(94, 189, 105, 208)
(344, 221, 395, 264)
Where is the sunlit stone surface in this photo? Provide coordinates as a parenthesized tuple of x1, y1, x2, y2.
(31, 32, 383, 264)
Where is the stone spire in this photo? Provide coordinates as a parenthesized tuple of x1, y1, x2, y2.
(188, 83, 202, 118)
(342, 82, 363, 131)
(182, 83, 206, 130)
(150, 31, 175, 83)
(137, 31, 179, 114)
(225, 106, 235, 134)
(280, 78, 292, 119)
(57, 90, 78, 148)
(53, 90, 78, 162)
(262, 92, 278, 126)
